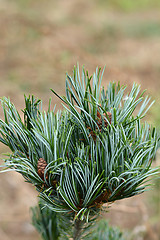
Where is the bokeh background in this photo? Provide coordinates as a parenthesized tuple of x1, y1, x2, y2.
(0, 0, 160, 239)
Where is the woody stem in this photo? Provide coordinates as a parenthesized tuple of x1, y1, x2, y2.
(73, 219, 84, 240)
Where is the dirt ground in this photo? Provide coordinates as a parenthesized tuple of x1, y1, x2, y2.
(0, 0, 160, 239)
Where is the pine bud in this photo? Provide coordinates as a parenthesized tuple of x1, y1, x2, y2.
(97, 111, 112, 129)
(97, 111, 101, 119)
(37, 158, 48, 180)
(87, 111, 112, 141)
(104, 112, 112, 126)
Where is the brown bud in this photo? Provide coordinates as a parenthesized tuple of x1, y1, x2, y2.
(97, 111, 101, 119)
(87, 111, 112, 141)
(103, 112, 112, 128)
(106, 112, 112, 124)
(37, 158, 48, 180)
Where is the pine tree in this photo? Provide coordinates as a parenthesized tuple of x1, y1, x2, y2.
(0, 65, 159, 239)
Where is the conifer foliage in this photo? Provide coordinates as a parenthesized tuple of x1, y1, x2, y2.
(0, 65, 159, 239)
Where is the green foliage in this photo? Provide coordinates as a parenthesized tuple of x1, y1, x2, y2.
(31, 202, 126, 240)
(98, 0, 160, 12)
(0, 65, 159, 239)
(148, 176, 160, 221)
(31, 201, 73, 240)
(84, 218, 126, 240)
(23, 95, 41, 131)
(31, 202, 61, 240)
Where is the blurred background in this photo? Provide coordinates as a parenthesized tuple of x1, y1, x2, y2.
(0, 0, 160, 239)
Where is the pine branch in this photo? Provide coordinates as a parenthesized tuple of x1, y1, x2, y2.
(0, 65, 159, 239)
